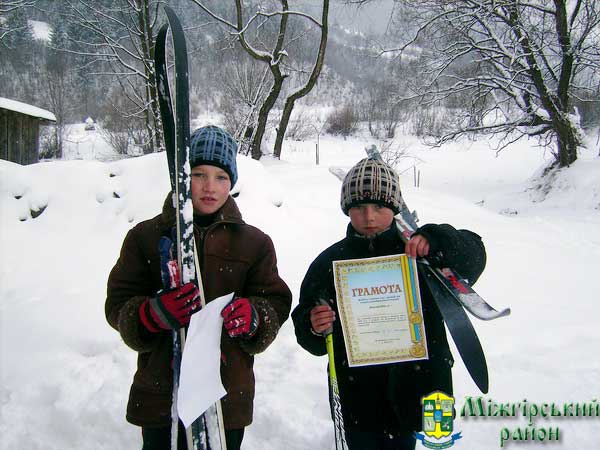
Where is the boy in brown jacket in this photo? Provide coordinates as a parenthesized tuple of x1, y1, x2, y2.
(106, 125, 292, 450)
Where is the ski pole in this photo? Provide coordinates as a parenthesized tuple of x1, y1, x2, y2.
(319, 300, 348, 450)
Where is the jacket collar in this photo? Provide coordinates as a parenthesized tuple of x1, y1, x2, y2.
(345, 222, 402, 253)
(160, 193, 244, 229)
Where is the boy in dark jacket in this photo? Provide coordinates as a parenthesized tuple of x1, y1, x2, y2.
(106, 126, 292, 450)
(292, 157, 486, 450)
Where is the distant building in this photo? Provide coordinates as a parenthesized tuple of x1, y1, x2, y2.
(84, 116, 96, 131)
(0, 97, 57, 165)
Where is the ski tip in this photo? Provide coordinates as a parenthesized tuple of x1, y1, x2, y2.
(468, 359, 489, 394)
(478, 307, 511, 321)
(328, 166, 347, 181)
(498, 307, 511, 318)
(473, 361, 489, 394)
(479, 381, 489, 394)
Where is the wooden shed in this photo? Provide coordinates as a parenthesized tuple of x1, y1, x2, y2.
(0, 97, 56, 165)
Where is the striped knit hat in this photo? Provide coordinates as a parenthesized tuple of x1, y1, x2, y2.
(340, 157, 402, 215)
(190, 126, 238, 187)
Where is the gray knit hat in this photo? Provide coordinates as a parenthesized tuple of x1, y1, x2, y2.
(340, 157, 402, 215)
(189, 126, 238, 187)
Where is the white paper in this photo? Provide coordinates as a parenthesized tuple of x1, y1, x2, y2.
(178, 292, 233, 428)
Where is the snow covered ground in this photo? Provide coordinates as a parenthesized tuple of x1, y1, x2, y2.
(1, 124, 599, 449)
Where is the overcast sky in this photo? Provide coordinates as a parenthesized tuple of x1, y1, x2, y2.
(302, 0, 395, 35)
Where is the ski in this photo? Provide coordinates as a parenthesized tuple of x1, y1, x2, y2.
(154, 24, 175, 185)
(155, 12, 196, 450)
(155, 6, 226, 450)
(387, 199, 489, 392)
(328, 166, 347, 182)
(396, 211, 510, 321)
(418, 263, 489, 393)
(392, 205, 489, 393)
(435, 268, 510, 320)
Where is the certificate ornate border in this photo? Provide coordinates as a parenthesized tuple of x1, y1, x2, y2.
(333, 254, 428, 366)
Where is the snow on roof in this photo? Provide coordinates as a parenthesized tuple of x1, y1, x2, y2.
(0, 97, 56, 122)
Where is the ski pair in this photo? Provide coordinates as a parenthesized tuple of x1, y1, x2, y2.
(394, 203, 490, 394)
(155, 6, 226, 450)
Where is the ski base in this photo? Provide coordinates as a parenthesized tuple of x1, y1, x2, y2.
(419, 264, 489, 393)
(431, 267, 510, 320)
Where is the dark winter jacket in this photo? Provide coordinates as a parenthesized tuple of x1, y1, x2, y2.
(106, 194, 292, 429)
(292, 222, 486, 435)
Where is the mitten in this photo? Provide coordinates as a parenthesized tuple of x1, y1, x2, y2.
(221, 297, 260, 339)
(139, 282, 201, 332)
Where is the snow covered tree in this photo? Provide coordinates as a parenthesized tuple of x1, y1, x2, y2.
(62, 0, 163, 154)
(0, 1, 35, 46)
(190, 0, 329, 160)
(0, 1, 37, 100)
(43, 21, 71, 158)
(0, 3, 34, 64)
(379, 0, 600, 168)
(217, 53, 271, 150)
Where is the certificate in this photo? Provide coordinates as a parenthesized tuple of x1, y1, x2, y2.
(332, 254, 428, 366)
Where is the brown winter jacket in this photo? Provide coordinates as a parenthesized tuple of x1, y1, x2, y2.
(106, 194, 292, 429)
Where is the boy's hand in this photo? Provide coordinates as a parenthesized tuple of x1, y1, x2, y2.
(405, 234, 430, 258)
(139, 282, 201, 332)
(221, 297, 260, 339)
(310, 304, 336, 335)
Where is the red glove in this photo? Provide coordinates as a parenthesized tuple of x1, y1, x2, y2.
(221, 297, 260, 339)
(139, 282, 201, 332)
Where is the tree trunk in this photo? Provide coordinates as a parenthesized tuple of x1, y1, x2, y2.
(273, 99, 292, 159)
(555, 116, 578, 167)
(505, 1, 579, 168)
(251, 75, 285, 160)
(137, 0, 159, 154)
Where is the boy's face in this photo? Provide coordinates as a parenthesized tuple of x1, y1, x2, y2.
(349, 203, 395, 237)
(190, 164, 231, 215)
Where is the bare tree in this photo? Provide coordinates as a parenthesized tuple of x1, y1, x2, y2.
(63, 0, 162, 154)
(42, 24, 71, 159)
(362, 78, 408, 139)
(190, 0, 329, 160)
(273, 0, 328, 158)
(378, 0, 600, 169)
(217, 52, 271, 154)
(99, 89, 148, 156)
(325, 102, 359, 137)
